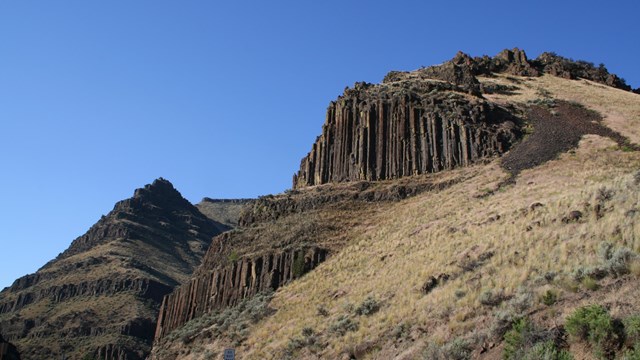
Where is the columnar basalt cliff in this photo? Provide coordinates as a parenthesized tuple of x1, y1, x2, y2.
(293, 48, 633, 189)
(154, 247, 327, 340)
(0, 334, 20, 360)
(0, 178, 225, 360)
(292, 83, 518, 188)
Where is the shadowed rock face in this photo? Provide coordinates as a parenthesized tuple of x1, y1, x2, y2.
(154, 247, 327, 340)
(293, 48, 634, 189)
(0, 178, 224, 360)
(292, 81, 519, 189)
(0, 334, 20, 360)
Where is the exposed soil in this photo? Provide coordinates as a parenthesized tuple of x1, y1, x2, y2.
(501, 100, 637, 177)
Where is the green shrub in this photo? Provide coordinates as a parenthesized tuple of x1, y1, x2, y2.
(565, 304, 619, 358)
(521, 341, 573, 360)
(619, 345, 640, 360)
(479, 289, 504, 307)
(606, 247, 637, 277)
(285, 327, 318, 357)
(503, 318, 571, 360)
(509, 289, 534, 313)
(328, 315, 358, 336)
(503, 318, 532, 359)
(624, 315, 640, 345)
(301, 327, 314, 337)
(596, 242, 638, 278)
(491, 309, 518, 338)
(422, 338, 471, 360)
(542, 289, 558, 306)
(355, 295, 380, 316)
(391, 322, 410, 340)
(316, 305, 329, 317)
(582, 276, 600, 291)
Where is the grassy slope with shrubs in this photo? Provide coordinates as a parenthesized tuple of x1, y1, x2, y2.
(161, 75, 640, 359)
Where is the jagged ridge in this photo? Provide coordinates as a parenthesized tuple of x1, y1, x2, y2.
(154, 247, 327, 340)
(0, 178, 224, 360)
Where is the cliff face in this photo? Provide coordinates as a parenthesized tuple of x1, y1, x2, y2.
(0, 334, 20, 360)
(0, 178, 224, 360)
(154, 247, 327, 340)
(293, 48, 633, 189)
(292, 82, 518, 188)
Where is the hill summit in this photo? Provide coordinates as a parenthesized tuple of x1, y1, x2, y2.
(293, 48, 633, 189)
(0, 178, 225, 359)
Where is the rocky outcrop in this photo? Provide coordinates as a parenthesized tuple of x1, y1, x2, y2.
(95, 344, 144, 360)
(535, 52, 630, 90)
(0, 334, 20, 360)
(0, 278, 171, 314)
(196, 198, 254, 228)
(293, 81, 519, 188)
(0, 178, 224, 360)
(239, 176, 462, 226)
(154, 247, 327, 340)
(293, 48, 634, 189)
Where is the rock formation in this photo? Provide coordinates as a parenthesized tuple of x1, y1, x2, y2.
(0, 334, 20, 360)
(293, 48, 634, 189)
(292, 77, 519, 189)
(196, 198, 254, 228)
(154, 247, 327, 340)
(0, 178, 225, 360)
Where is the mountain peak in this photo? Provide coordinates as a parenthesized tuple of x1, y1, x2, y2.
(1, 177, 225, 359)
(133, 177, 178, 198)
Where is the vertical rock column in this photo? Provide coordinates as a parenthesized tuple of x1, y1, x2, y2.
(293, 90, 515, 189)
(154, 248, 327, 340)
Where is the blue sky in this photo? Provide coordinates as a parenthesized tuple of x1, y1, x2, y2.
(1, 1, 639, 289)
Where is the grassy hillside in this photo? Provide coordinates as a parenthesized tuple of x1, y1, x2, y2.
(153, 74, 640, 360)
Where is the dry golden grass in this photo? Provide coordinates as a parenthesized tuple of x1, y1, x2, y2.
(231, 132, 640, 359)
(480, 74, 640, 145)
(152, 74, 640, 359)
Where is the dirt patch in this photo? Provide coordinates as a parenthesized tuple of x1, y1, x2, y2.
(501, 101, 637, 177)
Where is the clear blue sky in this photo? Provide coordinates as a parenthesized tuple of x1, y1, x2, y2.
(1, 1, 638, 289)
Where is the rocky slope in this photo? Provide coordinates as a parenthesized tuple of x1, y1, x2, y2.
(0, 178, 225, 360)
(149, 49, 640, 359)
(150, 170, 468, 358)
(196, 198, 254, 229)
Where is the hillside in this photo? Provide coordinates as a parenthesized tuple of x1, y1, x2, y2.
(195, 198, 254, 229)
(0, 179, 226, 359)
(150, 49, 640, 359)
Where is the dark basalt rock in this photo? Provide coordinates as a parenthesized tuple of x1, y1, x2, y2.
(154, 247, 327, 340)
(48, 178, 222, 261)
(0, 278, 171, 314)
(293, 81, 519, 189)
(0, 334, 21, 360)
(293, 48, 633, 189)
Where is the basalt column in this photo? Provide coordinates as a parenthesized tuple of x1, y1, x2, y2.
(293, 82, 518, 189)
